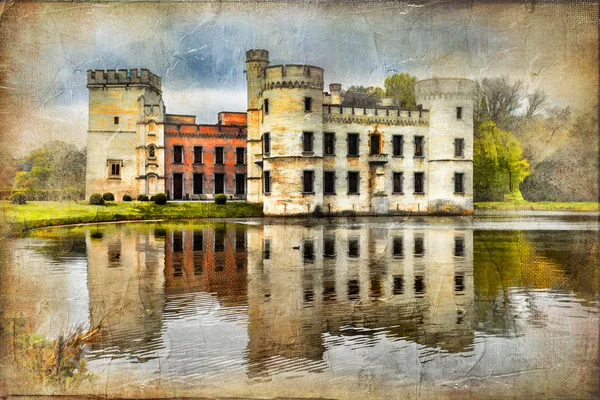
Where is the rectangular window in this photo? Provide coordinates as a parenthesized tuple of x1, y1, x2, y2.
(236, 147, 245, 165)
(173, 231, 183, 253)
(303, 170, 314, 193)
(263, 132, 270, 154)
(393, 135, 404, 156)
(264, 99, 269, 114)
(347, 133, 359, 156)
(215, 147, 224, 165)
(348, 171, 360, 194)
(414, 136, 424, 157)
(324, 171, 335, 194)
(214, 173, 225, 194)
(348, 238, 360, 258)
(193, 173, 203, 195)
(214, 229, 225, 252)
(414, 275, 426, 295)
(304, 97, 312, 112)
(194, 146, 203, 164)
(263, 239, 271, 260)
(303, 240, 315, 264)
(393, 172, 403, 194)
(348, 279, 360, 300)
(303, 132, 314, 153)
(235, 173, 245, 195)
(414, 236, 424, 256)
(173, 145, 183, 164)
(263, 171, 271, 194)
(113, 116, 119, 124)
(108, 160, 122, 178)
(236, 229, 246, 252)
(454, 138, 464, 157)
(454, 236, 465, 257)
(324, 132, 335, 155)
(454, 273, 465, 292)
(454, 172, 465, 193)
(456, 106, 463, 120)
(324, 237, 335, 258)
(393, 236, 403, 258)
(393, 275, 404, 295)
(414, 172, 424, 194)
(193, 230, 203, 251)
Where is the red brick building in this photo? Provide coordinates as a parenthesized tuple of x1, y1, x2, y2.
(164, 112, 247, 200)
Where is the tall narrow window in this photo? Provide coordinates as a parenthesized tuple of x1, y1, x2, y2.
(454, 236, 465, 257)
(193, 230, 203, 251)
(456, 106, 463, 120)
(393, 172, 403, 194)
(113, 116, 119, 124)
(348, 171, 359, 194)
(347, 133, 359, 156)
(414, 172, 424, 194)
(370, 134, 381, 155)
(392, 135, 403, 156)
(303, 240, 315, 264)
(324, 171, 335, 194)
(304, 97, 312, 112)
(454, 172, 465, 193)
(303, 132, 314, 153)
(454, 138, 464, 157)
(214, 228, 225, 252)
(148, 146, 156, 159)
(324, 132, 335, 155)
(263, 239, 271, 260)
(215, 147, 224, 165)
(263, 132, 270, 154)
(348, 238, 360, 258)
(454, 273, 465, 292)
(393, 237, 404, 258)
(235, 173, 245, 195)
(214, 173, 225, 194)
(263, 171, 271, 194)
(194, 146, 203, 164)
(173, 145, 183, 164)
(393, 275, 404, 295)
(236, 147, 245, 165)
(414, 136, 424, 157)
(193, 173, 203, 194)
(108, 160, 122, 178)
(324, 237, 336, 258)
(264, 99, 269, 114)
(235, 229, 246, 252)
(414, 236, 424, 256)
(303, 170, 314, 193)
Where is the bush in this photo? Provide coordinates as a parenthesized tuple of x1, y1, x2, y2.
(11, 192, 27, 205)
(89, 193, 105, 205)
(102, 192, 115, 201)
(137, 195, 149, 201)
(122, 194, 132, 202)
(214, 193, 227, 205)
(153, 193, 168, 205)
(149, 195, 156, 202)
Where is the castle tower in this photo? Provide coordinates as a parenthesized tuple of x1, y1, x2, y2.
(86, 69, 166, 199)
(415, 78, 475, 213)
(260, 64, 325, 215)
(245, 50, 269, 203)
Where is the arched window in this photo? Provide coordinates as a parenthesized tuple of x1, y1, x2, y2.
(148, 145, 156, 159)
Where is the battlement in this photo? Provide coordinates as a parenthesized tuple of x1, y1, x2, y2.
(415, 78, 475, 101)
(246, 49, 270, 62)
(263, 64, 324, 91)
(323, 105, 429, 126)
(87, 69, 162, 92)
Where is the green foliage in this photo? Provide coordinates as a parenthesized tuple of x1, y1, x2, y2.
(137, 195, 149, 201)
(214, 193, 227, 204)
(122, 194, 132, 202)
(102, 192, 115, 201)
(13, 141, 85, 200)
(474, 121, 530, 201)
(89, 193, 104, 205)
(153, 193, 167, 205)
(384, 73, 417, 108)
(11, 192, 27, 205)
(341, 85, 384, 108)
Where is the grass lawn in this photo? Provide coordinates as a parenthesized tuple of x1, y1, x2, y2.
(475, 201, 599, 212)
(1, 200, 263, 234)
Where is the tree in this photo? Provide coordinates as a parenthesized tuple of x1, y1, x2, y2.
(525, 89, 548, 118)
(340, 85, 384, 108)
(475, 77, 525, 129)
(384, 73, 417, 108)
(473, 121, 531, 201)
(14, 141, 86, 200)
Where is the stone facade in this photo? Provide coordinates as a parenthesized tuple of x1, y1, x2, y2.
(245, 49, 475, 215)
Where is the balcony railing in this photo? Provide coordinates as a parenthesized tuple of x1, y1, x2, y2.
(368, 153, 389, 164)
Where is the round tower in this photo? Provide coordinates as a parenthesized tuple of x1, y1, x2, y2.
(245, 49, 269, 110)
(415, 78, 476, 214)
(261, 64, 325, 215)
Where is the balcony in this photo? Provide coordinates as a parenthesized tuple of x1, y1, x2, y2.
(368, 153, 389, 164)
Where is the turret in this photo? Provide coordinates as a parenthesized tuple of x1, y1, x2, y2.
(245, 49, 270, 110)
(329, 83, 342, 105)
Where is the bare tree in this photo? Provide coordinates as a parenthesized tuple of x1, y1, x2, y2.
(525, 89, 548, 118)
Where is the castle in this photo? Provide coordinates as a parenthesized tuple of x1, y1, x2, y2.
(86, 49, 475, 215)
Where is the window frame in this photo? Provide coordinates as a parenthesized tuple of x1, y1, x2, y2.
(456, 106, 463, 120)
(263, 132, 271, 155)
(304, 97, 312, 112)
(263, 170, 271, 194)
(113, 116, 119, 125)
(302, 170, 315, 194)
(454, 138, 465, 158)
(235, 173, 246, 195)
(414, 172, 425, 194)
(107, 160, 123, 179)
(173, 145, 184, 164)
(454, 172, 465, 194)
(392, 172, 404, 194)
(147, 145, 156, 160)
(214, 147, 225, 165)
(235, 147, 246, 165)
(348, 171, 360, 195)
(347, 133, 359, 157)
(193, 146, 204, 164)
(324, 132, 336, 155)
(193, 173, 204, 195)
(414, 136, 424, 158)
(264, 98, 269, 114)
(392, 135, 404, 157)
(323, 171, 336, 195)
(302, 131, 314, 154)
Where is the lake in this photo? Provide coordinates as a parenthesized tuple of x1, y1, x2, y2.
(1, 215, 598, 399)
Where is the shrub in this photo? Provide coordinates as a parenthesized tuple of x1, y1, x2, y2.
(89, 193, 105, 205)
(153, 193, 168, 205)
(137, 195, 149, 201)
(11, 192, 27, 205)
(149, 195, 156, 202)
(102, 192, 115, 201)
(214, 193, 227, 205)
(122, 194, 132, 202)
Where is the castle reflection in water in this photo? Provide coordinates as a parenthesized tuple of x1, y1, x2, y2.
(86, 222, 474, 374)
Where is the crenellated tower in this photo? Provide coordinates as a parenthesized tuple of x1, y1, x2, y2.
(86, 68, 166, 199)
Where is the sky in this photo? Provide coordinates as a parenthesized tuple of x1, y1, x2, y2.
(0, 0, 597, 157)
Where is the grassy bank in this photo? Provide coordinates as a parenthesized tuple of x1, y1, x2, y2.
(1, 200, 263, 234)
(475, 201, 599, 212)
